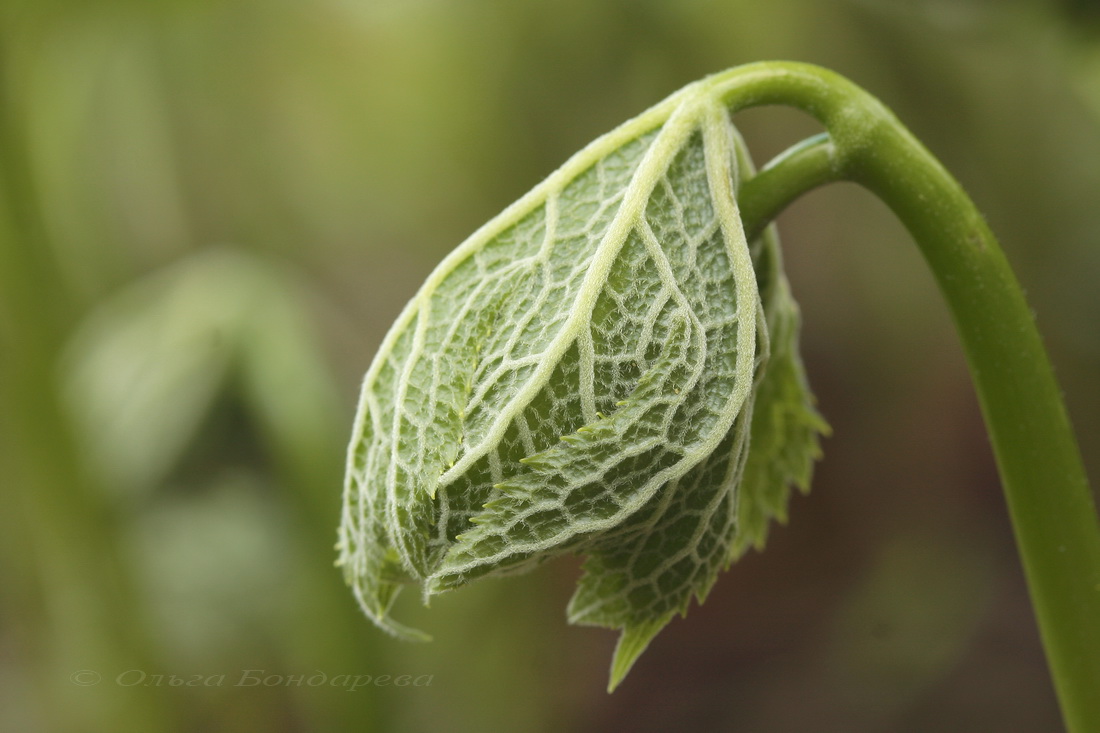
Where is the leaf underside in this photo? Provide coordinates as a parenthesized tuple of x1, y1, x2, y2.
(338, 80, 825, 690)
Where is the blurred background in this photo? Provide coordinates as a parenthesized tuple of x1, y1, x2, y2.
(2, 0, 1099, 731)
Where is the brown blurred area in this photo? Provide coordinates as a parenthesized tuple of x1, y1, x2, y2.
(2, 1, 1098, 731)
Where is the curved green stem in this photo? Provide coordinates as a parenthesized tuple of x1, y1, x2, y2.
(721, 62, 1100, 733)
(739, 132, 840, 240)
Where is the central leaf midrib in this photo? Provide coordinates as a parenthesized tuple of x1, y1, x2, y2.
(434, 98, 711, 492)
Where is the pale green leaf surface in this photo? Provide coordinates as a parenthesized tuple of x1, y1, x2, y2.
(338, 78, 826, 687)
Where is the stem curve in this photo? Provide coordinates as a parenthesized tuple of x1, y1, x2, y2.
(724, 61, 1100, 733)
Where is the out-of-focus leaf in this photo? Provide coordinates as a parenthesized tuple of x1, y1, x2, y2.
(62, 248, 334, 495)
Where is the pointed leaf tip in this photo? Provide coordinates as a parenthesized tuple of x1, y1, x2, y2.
(608, 617, 671, 692)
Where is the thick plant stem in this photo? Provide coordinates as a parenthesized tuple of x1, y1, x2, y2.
(721, 62, 1100, 732)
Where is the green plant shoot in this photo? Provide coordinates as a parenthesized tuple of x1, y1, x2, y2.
(339, 63, 1100, 730)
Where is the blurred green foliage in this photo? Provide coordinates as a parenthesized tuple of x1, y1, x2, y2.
(1, 1, 1097, 731)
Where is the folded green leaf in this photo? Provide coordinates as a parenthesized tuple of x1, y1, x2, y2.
(733, 133, 830, 558)
(337, 79, 826, 689)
